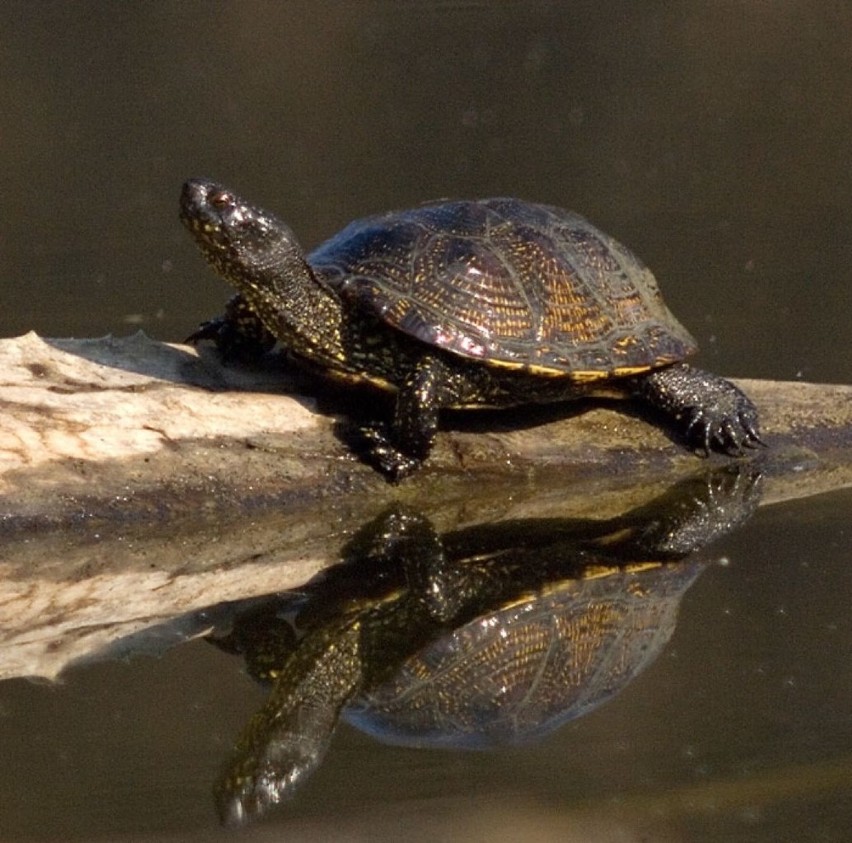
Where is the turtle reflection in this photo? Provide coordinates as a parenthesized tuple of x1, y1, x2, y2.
(210, 464, 761, 824)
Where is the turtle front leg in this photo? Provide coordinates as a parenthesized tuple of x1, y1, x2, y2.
(359, 355, 455, 481)
(186, 294, 277, 363)
(634, 362, 763, 454)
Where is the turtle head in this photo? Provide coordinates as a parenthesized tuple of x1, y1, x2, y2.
(181, 179, 345, 365)
(180, 178, 303, 280)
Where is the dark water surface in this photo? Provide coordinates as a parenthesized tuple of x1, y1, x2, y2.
(1, 2, 850, 842)
(0, 489, 850, 842)
(2, 2, 850, 385)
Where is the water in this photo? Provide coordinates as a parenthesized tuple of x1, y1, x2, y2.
(0, 3, 850, 841)
(0, 487, 849, 841)
(2, 3, 850, 385)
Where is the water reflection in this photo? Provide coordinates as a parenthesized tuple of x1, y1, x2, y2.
(208, 464, 762, 824)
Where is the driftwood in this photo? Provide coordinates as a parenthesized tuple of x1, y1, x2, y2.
(0, 332, 849, 680)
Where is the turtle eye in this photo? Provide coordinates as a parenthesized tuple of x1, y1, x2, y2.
(210, 190, 234, 209)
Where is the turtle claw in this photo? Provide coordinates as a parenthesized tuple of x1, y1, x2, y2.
(640, 364, 764, 458)
(185, 316, 227, 346)
(187, 296, 277, 363)
(186, 316, 271, 363)
(739, 414, 766, 449)
(686, 400, 764, 456)
(680, 402, 760, 456)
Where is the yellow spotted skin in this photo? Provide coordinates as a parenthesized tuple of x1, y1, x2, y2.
(181, 181, 762, 480)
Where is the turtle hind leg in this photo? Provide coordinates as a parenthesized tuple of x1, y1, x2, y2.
(635, 362, 764, 454)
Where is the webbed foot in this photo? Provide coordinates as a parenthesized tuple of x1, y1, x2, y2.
(356, 421, 424, 482)
(637, 363, 764, 454)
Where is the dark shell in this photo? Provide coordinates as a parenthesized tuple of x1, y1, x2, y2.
(343, 561, 703, 749)
(309, 198, 697, 376)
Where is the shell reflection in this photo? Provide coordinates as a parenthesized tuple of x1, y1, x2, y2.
(210, 464, 761, 824)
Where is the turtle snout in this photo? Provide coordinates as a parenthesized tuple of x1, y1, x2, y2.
(180, 178, 237, 238)
(181, 177, 223, 215)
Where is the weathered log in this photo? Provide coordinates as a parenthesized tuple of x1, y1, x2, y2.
(1, 332, 850, 521)
(0, 332, 849, 680)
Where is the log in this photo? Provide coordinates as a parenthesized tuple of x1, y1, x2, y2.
(0, 332, 849, 680)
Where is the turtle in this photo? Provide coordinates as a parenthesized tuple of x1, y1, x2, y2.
(209, 465, 762, 823)
(180, 179, 763, 479)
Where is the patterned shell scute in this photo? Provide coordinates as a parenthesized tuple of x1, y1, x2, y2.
(344, 562, 704, 749)
(309, 198, 697, 376)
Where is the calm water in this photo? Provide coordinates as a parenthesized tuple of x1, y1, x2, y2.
(0, 488, 850, 841)
(1, 3, 850, 841)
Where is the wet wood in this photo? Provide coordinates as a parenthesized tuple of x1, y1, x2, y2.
(0, 332, 849, 680)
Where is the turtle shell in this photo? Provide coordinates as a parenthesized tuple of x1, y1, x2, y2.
(309, 198, 697, 377)
(343, 560, 704, 749)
